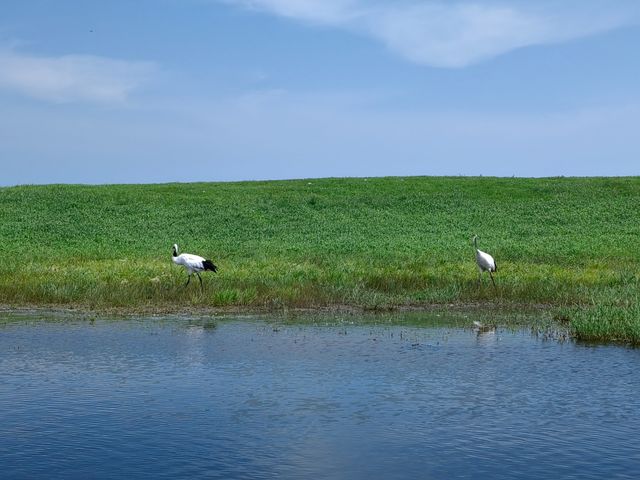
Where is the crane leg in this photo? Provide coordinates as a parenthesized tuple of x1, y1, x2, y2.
(489, 271, 496, 289)
(185, 274, 191, 287)
(197, 272, 203, 290)
(477, 271, 482, 287)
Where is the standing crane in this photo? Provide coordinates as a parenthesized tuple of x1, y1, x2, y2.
(472, 235, 497, 288)
(172, 244, 218, 290)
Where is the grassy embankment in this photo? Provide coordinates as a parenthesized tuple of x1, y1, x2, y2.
(1, 177, 639, 343)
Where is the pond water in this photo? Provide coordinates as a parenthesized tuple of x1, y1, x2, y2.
(1, 313, 639, 479)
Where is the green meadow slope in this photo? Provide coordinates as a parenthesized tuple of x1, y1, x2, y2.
(1, 177, 639, 342)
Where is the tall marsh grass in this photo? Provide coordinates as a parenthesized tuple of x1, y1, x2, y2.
(1, 177, 639, 342)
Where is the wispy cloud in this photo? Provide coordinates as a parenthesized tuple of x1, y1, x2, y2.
(223, 0, 357, 24)
(0, 48, 156, 104)
(221, 0, 639, 67)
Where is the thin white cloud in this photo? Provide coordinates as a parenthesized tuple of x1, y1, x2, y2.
(222, 0, 357, 24)
(0, 48, 156, 104)
(221, 0, 639, 67)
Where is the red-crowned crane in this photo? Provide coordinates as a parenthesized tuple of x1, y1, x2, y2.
(172, 244, 218, 289)
(472, 235, 497, 288)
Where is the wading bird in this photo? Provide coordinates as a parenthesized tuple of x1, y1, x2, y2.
(172, 244, 218, 289)
(472, 235, 497, 288)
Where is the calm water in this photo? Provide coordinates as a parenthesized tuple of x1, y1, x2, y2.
(1, 314, 639, 479)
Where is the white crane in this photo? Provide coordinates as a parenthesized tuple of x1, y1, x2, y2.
(172, 244, 218, 289)
(472, 235, 497, 288)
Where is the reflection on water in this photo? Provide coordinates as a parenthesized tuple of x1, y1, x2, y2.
(1, 313, 639, 479)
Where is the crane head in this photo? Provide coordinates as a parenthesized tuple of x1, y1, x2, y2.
(172, 244, 179, 256)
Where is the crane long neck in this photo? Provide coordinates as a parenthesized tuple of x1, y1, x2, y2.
(473, 236, 478, 250)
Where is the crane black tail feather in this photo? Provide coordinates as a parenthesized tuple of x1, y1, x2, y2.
(202, 260, 218, 273)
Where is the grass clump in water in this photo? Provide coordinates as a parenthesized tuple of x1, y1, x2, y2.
(568, 298, 640, 345)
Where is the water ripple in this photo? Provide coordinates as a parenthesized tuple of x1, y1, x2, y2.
(1, 317, 639, 479)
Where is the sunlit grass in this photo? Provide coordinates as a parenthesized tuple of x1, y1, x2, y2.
(1, 177, 639, 342)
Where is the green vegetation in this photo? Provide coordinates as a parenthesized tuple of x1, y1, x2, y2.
(1, 177, 639, 343)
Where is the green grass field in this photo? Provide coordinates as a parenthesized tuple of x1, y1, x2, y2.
(1, 177, 639, 343)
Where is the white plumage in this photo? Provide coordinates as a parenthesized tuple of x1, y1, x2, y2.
(172, 244, 218, 289)
(472, 235, 497, 288)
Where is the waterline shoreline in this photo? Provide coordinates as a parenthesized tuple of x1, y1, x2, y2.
(0, 302, 570, 340)
(0, 300, 557, 320)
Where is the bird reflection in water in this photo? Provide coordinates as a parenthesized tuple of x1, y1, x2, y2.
(473, 320, 497, 345)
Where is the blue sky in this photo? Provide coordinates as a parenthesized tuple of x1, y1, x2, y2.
(1, 0, 639, 185)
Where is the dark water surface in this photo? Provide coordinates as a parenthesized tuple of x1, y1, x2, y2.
(1, 314, 639, 479)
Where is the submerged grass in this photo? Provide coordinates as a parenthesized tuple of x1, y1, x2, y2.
(1, 176, 639, 342)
